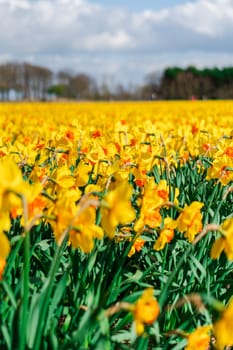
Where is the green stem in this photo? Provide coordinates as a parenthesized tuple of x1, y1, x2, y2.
(161, 244, 169, 274)
(33, 232, 68, 350)
(41, 189, 56, 202)
(195, 184, 227, 263)
(20, 196, 30, 350)
(158, 246, 193, 308)
(212, 185, 232, 223)
(203, 182, 220, 225)
(158, 223, 218, 309)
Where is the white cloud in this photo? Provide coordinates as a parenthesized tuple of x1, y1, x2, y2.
(0, 0, 31, 10)
(83, 30, 135, 50)
(0, 0, 232, 83)
(172, 0, 233, 37)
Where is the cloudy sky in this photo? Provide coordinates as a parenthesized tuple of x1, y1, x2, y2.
(0, 0, 232, 85)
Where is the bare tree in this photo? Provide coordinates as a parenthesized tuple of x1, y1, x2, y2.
(0, 62, 22, 100)
(69, 73, 96, 99)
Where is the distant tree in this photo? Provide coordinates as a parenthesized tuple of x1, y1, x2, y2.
(47, 84, 67, 98)
(159, 66, 233, 99)
(114, 84, 133, 100)
(99, 81, 112, 100)
(138, 71, 162, 100)
(69, 73, 96, 99)
(0, 61, 233, 101)
(0, 62, 22, 100)
(57, 69, 73, 85)
(20, 63, 52, 100)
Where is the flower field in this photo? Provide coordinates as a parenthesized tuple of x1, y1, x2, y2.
(0, 100, 233, 349)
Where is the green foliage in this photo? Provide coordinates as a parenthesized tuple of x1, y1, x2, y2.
(164, 67, 184, 79)
(0, 156, 233, 349)
(47, 84, 67, 97)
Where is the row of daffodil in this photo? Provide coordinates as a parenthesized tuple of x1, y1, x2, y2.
(0, 101, 233, 349)
(1, 153, 231, 267)
(0, 101, 233, 186)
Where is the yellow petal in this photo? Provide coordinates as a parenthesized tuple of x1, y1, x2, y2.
(0, 232, 10, 260)
(211, 238, 225, 259)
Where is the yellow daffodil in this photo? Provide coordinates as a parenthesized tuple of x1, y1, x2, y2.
(74, 161, 93, 187)
(142, 179, 169, 209)
(69, 205, 104, 253)
(0, 157, 27, 199)
(0, 231, 10, 260)
(214, 298, 233, 349)
(176, 201, 203, 242)
(206, 155, 233, 185)
(101, 183, 135, 238)
(0, 220, 10, 279)
(132, 288, 160, 335)
(154, 217, 177, 250)
(185, 325, 212, 350)
(49, 190, 82, 244)
(128, 237, 145, 257)
(0, 257, 7, 280)
(51, 166, 75, 189)
(211, 218, 233, 260)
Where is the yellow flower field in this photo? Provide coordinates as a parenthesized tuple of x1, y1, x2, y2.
(0, 101, 233, 349)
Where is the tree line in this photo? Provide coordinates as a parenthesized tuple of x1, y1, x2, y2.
(0, 62, 52, 101)
(0, 62, 232, 101)
(158, 66, 233, 100)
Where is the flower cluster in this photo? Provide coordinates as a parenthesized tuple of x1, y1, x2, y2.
(0, 101, 233, 348)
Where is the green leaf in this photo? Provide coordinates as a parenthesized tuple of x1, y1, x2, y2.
(1, 324, 11, 350)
